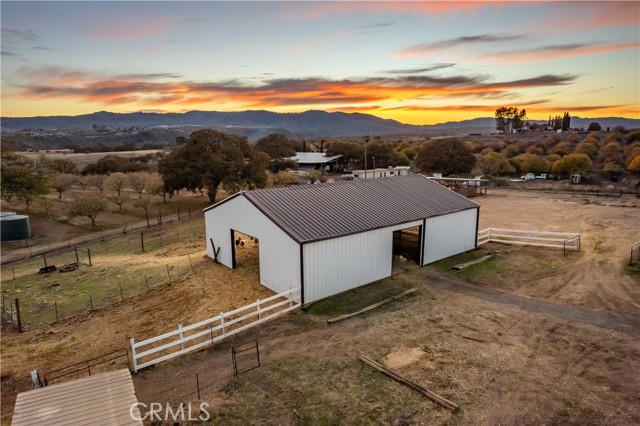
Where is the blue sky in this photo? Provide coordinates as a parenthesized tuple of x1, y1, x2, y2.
(1, 1, 638, 124)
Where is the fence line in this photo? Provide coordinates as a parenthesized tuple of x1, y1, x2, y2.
(478, 227, 580, 254)
(131, 287, 301, 372)
(1, 256, 202, 330)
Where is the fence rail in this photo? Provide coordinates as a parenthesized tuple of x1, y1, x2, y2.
(631, 242, 640, 265)
(130, 287, 301, 372)
(478, 227, 580, 254)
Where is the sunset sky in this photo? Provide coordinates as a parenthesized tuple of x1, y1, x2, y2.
(1, 1, 639, 125)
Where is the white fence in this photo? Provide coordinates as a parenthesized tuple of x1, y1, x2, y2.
(478, 228, 580, 254)
(130, 287, 301, 372)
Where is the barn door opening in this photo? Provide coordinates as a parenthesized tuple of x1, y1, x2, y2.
(392, 225, 422, 274)
(230, 229, 260, 280)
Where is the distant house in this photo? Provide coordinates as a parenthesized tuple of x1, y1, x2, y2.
(287, 152, 343, 172)
(350, 166, 411, 179)
(204, 175, 479, 305)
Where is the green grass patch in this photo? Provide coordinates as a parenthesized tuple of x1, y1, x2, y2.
(625, 265, 640, 284)
(0, 219, 206, 327)
(430, 249, 502, 280)
(305, 279, 415, 318)
(206, 355, 435, 425)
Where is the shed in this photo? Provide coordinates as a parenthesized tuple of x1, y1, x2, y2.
(11, 369, 142, 426)
(204, 175, 479, 305)
(287, 152, 343, 172)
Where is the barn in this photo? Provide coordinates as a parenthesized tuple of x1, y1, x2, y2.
(204, 174, 479, 305)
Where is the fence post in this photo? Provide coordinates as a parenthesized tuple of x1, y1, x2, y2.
(15, 298, 22, 333)
(130, 337, 138, 373)
(145, 275, 150, 290)
(75, 247, 79, 264)
(141, 232, 145, 252)
(257, 299, 261, 320)
(178, 323, 184, 351)
(89, 295, 93, 311)
(220, 313, 225, 337)
(43, 254, 48, 268)
(166, 265, 171, 282)
(87, 248, 92, 266)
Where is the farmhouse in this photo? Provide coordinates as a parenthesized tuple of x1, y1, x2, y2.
(204, 175, 479, 305)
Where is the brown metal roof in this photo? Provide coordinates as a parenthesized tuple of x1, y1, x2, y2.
(11, 369, 142, 426)
(239, 174, 479, 243)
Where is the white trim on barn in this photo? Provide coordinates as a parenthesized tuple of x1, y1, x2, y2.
(204, 175, 479, 305)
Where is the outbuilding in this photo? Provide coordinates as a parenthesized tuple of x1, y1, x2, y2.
(204, 174, 479, 305)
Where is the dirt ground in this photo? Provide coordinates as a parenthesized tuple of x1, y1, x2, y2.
(1, 189, 639, 425)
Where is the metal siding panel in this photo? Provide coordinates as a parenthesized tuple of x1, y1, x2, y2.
(302, 220, 422, 304)
(204, 196, 300, 294)
(423, 209, 478, 264)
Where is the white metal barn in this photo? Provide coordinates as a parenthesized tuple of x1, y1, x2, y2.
(204, 175, 479, 305)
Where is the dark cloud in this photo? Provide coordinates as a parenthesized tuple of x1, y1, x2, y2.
(360, 22, 395, 30)
(486, 74, 578, 89)
(2, 28, 40, 42)
(384, 63, 456, 74)
(421, 33, 529, 50)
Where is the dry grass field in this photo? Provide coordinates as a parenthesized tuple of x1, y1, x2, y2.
(1, 189, 639, 425)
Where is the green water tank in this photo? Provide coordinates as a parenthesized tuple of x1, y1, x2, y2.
(0, 214, 31, 241)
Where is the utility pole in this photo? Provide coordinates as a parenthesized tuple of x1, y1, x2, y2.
(363, 134, 369, 179)
(372, 156, 376, 179)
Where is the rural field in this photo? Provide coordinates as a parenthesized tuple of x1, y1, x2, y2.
(1, 188, 639, 425)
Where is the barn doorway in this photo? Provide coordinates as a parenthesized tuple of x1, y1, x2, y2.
(392, 225, 422, 274)
(230, 230, 260, 279)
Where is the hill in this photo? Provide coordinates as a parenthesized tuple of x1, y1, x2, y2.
(1, 110, 638, 138)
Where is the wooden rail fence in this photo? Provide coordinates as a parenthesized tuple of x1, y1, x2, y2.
(130, 287, 301, 372)
(478, 227, 580, 255)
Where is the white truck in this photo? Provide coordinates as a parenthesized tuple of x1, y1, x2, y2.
(520, 173, 535, 181)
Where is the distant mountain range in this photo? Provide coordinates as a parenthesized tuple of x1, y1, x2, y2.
(2, 110, 638, 138)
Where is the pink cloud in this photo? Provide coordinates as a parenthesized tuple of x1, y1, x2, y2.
(139, 40, 174, 58)
(286, 1, 493, 20)
(87, 17, 177, 41)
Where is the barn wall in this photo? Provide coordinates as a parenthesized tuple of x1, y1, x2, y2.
(204, 196, 300, 294)
(303, 220, 422, 304)
(422, 208, 478, 265)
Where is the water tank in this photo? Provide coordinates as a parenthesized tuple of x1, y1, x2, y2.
(0, 214, 31, 241)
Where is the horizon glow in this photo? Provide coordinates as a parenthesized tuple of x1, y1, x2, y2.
(1, 1, 639, 125)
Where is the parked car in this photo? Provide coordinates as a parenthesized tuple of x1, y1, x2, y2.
(535, 174, 547, 179)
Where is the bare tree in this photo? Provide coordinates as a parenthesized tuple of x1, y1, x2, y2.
(50, 173, 77, 199)
(69, 196, 108, 227)
(127, 171, 151, 197)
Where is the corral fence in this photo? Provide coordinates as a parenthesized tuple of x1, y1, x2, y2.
(478, 227, 580, 256)
(130, 287, 302, 372)
(630, 241, 640, 265)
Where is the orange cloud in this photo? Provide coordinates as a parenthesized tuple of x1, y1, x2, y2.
(12, 67, 580, 113)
